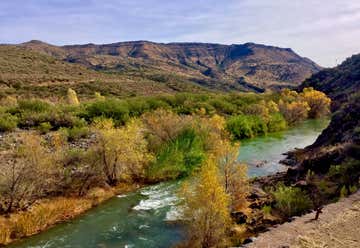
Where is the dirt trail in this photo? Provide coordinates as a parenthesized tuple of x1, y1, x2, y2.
(246, 190, 360, 248)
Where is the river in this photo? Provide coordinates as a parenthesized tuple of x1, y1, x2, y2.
(7, 119, 329, 248)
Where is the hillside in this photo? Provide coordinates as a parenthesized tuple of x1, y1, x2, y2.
(287, 54, 360, 179)
(300, 54, 360, 110)
(20, 40, 321, 92)
(0, 45, 206, 99)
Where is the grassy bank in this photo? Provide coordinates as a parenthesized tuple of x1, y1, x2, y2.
(0, 183, 139, 245)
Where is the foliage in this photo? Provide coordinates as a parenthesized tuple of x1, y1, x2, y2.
(300, 87, 331, 118)
(279, 100, 310, 125)
(94, 91, 105, 101)
(37, 122, 52, 134)
(180, 157, 231, 248)
(84, 99, 130, 125)
(147, 128, 205, 182)
(0, 133, 54, 213)
(67, 88, 80, 106)
(243, 100, 270, 120)
(60, 126, 90, 141)
(91, 118, 153, 184)
(0, 197, 93, 243)
(226, 114, 267, 140)
(16, 99, 51, 113)
(272, 184, 313, 217)
(340, 185, 348, 198)
(327, 159, 360, 195)
(218, 142, 249, 211)
(278, 88, 330, 125)
(0, 113, 18, 132)
(193, 114, 227, 157)
(141, 109, 192, 152)
(267, 113, 287, 132)
(267, 100, 279, 113)
(0, 89, 330, 219)
(262, 205, 272, 216)
(0, 96, 17, 107)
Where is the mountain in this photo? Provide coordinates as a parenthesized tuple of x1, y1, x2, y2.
(287, 54, 360, 178)
(20, 40, 321, 92)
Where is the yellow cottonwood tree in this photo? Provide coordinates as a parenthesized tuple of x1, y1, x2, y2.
(218, 142, 249, 211)
(267, 100, 279, 113)
(300, 87, 331, 118)
(279, 100, 310, 125)
(180, 157, 231, 248)
(92, 118, 153, 185)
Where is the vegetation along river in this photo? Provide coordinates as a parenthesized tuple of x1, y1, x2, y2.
(7, 119, 329, 248)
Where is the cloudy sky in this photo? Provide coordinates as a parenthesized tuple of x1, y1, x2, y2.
(1, 0, 359, 67)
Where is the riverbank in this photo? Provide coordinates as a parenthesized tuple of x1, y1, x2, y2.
(246, 190, 360, 248)
(2, 119, 329, 248)
(0, 183, 141, 246)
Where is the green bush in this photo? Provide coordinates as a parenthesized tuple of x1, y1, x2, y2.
(147, 128, 205, 182)
(328, 159, 360, 192)
(17, 111, 49, 128)
(209, 98, 237, 115)
(0, 113, 18, 132)
(37, 122, 52, 134)
(226, 115, 253, 139)
(84, 99, 129, 125)
(267, 113, 287, 132)
(262, 205, 272, 216)
(226, 115, 267, 140)
(272, 184, 313, 217)
(60, 126, 90, 141)
(146, 97, 170, 110)
(126, 98, 150, 117)
(17, 99, 51, 113)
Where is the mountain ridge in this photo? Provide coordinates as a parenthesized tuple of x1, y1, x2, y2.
(19, 40, 321, 92)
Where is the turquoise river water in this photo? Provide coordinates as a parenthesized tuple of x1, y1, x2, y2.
(7, 119, 329, 248)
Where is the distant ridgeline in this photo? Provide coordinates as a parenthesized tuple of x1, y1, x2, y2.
(0, 40, 321, 98)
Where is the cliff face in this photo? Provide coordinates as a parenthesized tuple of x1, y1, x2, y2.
(20, 40, 321, 92)
(288, 54, 360, 177)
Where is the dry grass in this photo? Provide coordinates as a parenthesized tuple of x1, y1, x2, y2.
(0, 198, 93, 244)
(0, 183, 140, 245)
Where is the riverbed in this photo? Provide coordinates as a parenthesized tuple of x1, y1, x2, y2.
(7, 119, 329, 248)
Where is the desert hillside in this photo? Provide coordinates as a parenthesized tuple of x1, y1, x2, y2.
(20, 40, 321, 92)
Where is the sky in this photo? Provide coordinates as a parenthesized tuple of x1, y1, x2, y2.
(0, 0, 360, 67)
